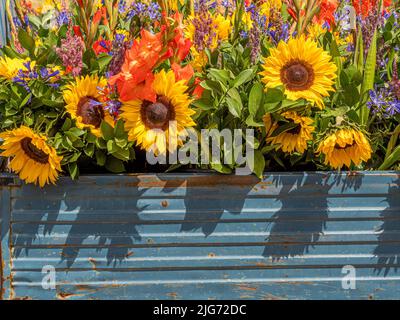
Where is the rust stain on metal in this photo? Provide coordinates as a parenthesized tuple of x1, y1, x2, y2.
(125, 251, 134, 258)
(208, 252, 216, 258)
(236, 284, 258, 291)
(262, 293, 287, 300)
(88, 257, 98, 269)
(133, 175, 260, 188)
(167, 292, 178, 299)
(57, 291, 85, 300)
(161, 200, 169, 208)
(12, 296, 32, 300)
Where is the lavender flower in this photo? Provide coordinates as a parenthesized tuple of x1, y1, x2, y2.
(57, 11, 70, 27)
(55, 32, 84, 77)
(126, 1, 161, 21)
(368, 88, 400, 117)
(192, 0, 215, 51)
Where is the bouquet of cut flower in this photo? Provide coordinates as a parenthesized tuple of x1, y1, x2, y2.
(0, 0, 398, 187)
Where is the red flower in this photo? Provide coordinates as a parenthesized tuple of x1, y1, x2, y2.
(168, 13, 192, 62)
(65, 65, 73, 74)
(315, 0, 338, 26)
(193, 78, 204, 99)
(352, 0, 391, 17)
(73, 26, 83, 38)
(93, 38, 112, 55)
(93, 7, 108, 26)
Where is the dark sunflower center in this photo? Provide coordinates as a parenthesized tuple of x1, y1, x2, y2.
(20, 137, 49, 164)
(334, 142, 356, 150)
(278, 120, 301, 135)
(141, 96, 175, 130)
(77, 96, 104, 128)
(281, 60, 315, 91)
(288, 124, 301, 135)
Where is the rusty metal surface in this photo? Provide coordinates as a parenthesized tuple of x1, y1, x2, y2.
(1, 171, 400, 299)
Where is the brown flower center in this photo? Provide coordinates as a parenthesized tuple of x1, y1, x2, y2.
(281, 60, 315, 91)
(141, 96, 175, 130)
(20, 137, 49, 164)
(77, 96, 105, 128)
(334, 142, 356, 150)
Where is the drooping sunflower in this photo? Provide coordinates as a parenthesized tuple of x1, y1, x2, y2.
(63, 75, 114, 137)
(263, 111, 315, 154)
(260, 36, 337, 109)
(0, 126, 62, 187)
(316, 128, 372, 169)
(120, 70, 196, 155)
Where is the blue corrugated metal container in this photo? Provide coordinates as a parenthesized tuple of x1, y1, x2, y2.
(1, 171, 400, 300)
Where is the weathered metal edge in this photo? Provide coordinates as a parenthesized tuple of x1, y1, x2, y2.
(0, 186, 11, 299)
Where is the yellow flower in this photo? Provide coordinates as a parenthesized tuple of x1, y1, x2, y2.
(63, 75, 114, 137)
(316, 128, 372, 169)
(260, 0, 282, 23)
(260, 36, 337, 109)
(120, 70, 196, 155)
(264, 111, 315, 154)
(27, 0, 61, 14)
(185, 13, 231, 70)
(190, 48, 208, 72)
(0, 57, 31, 80)
(0, 126, 62, 187)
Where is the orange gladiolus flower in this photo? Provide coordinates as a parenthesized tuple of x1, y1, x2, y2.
(169, 13, 192, 62)
(109, 29, 171, 102)
(352, 0, 391, 17)
(315, 0, 338, 26)
(171, 63, 194, 84)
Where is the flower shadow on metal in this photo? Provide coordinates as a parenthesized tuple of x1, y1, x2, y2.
(1, 172, 400, 300)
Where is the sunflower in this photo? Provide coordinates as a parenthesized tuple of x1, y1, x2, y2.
(0, 57, 32, 80)
(316, 128, 372, 169)
(63, 75, 114, 137)
(0, 126, 62, 187)
(264, 111, 315, 154)
(120, 70, 196, 155)
(260, 36, 337, 109)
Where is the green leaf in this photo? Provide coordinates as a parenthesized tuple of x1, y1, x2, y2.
(249, 150, 265, 179)
(232, 69, 254, 88)
(114, 119, 126, 139)
(359, 29, 377, 127)
(208, 68, 230, 84)
(379, 145, 400, 170)
(226, 96, 242, 118)
(249, 83, 264, 117)
(264, 88, 284, 103)
(210, 162, 232, 174)
(101, 121, 114, 140)
(68, 162, 79, 180)
(18, 29, 35, 55)
(97, 54, 113, 72)
(84, 143, 95, 157)
(105, 156, 126, 173)
(61, 118, 72, 131)
(95, 150, 107, 166)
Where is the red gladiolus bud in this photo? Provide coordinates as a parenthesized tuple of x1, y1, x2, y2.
(287, 7, 297, 21)
(73, 26, 83, 38)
